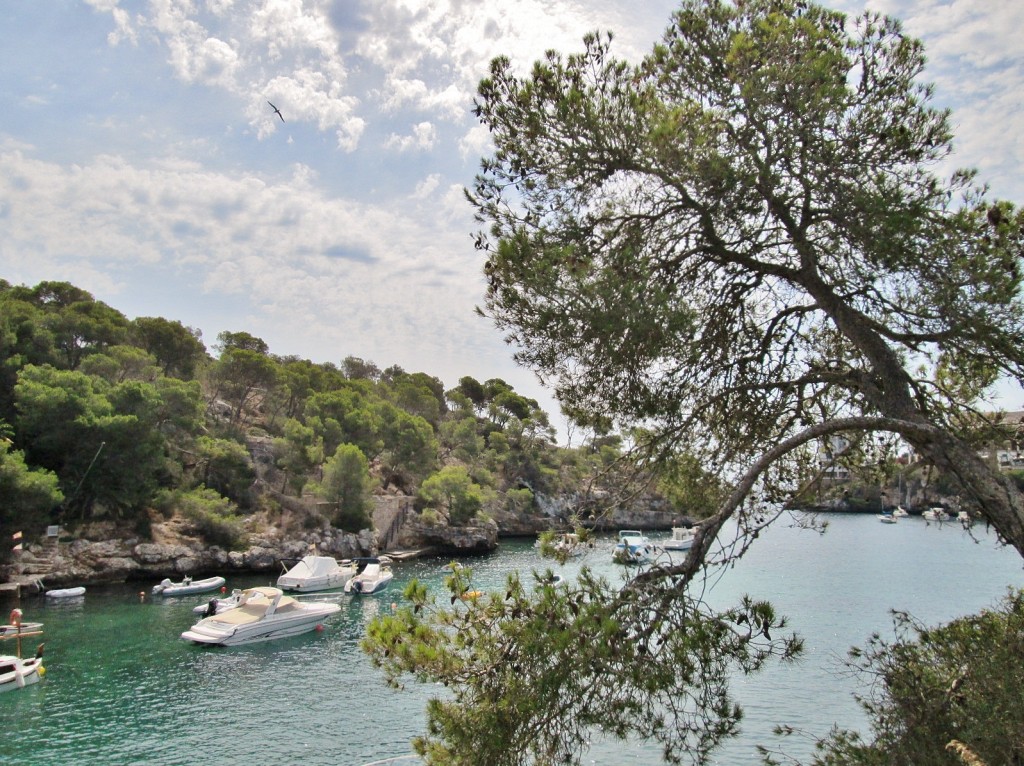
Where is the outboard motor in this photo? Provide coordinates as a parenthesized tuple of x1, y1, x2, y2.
(204, 598, 218, 618)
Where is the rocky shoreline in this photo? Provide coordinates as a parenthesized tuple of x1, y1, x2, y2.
(2, 492, 688, 592)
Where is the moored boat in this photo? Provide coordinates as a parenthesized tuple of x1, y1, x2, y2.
(276, 554, 357, 593)
(180, 586, 340, 646)
(192, 588, 259, 616)
(662, 526, 697, 551)
(45, 586, 86, 599)
(535, 532, 588, 559)
(1, 609, 45, 693)
(0, 621, 43, 638)
(344, 558, 394, 595)
(613, 530, 655, 565)
(152, 575, 226, 596)
(922, 507, 951, 522)
(878, 513, 897, 524)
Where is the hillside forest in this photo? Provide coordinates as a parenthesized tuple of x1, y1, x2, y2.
(0, 278, 699, 558)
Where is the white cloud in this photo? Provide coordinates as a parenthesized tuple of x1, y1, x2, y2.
(458, 122, 491, 161)
(412, 173, 441, 199)
(383, 121, 437, 151)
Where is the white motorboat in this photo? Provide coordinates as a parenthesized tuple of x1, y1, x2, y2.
(1, 609, 45, 693)
(878, 513, 897, 524)
(922, 507, 951, 522)
(662, 526, 696, 552)
(892, 506, 909, 518)
(344, 558, 394, 595)
(613, 530, 655, 565)
(277, 554, 357, 593)
(45, 586, 86, 599)
(181, 586, 340, 646)
(152, 575, 226, 597)
(191, 588, 263, 616)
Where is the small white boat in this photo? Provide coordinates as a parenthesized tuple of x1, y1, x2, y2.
(878, 513, 897, 524)
(552, 532, 587, 558)
(277, 554, 357, 593)
(152, 575, 226, 596)
(45, 586, 86, 599)
(613, 530, 654, 565)
(344, 558, 394, 595)
(0, 609, 45, 693)
(922, 507, 951, 522)
(0, 646, 45, 693)
(662, 526, 696, 552)
(892, 506, 909, 518)
(192, 588, 255, 616)
(0, 621, 43, 638)
(957, 510, 974, 527)
(181, 586, 340, 646)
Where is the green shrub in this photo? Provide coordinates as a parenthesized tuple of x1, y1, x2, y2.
(159, 486, 247, 550)
(804, 588, 1024, 766)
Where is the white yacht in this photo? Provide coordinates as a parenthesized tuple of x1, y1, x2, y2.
(612, 530, 655, 565)
(277, 554, 357, 593)
(922, 507, 951, 522)
(662, 526, 696, 552)
(180, 587, 340, 646)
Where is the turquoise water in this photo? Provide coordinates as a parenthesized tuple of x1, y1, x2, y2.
(2, 513, 1021, 766)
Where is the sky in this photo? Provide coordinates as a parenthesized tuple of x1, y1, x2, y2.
(1, 0, 1023, 440)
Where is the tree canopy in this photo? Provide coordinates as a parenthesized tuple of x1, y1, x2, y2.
(0, 276, 603, 561)
(470, 0, 1024, 554)
(364, 1, 1024, 764)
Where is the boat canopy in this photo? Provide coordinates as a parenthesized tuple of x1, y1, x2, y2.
(298, 556, 346, 577)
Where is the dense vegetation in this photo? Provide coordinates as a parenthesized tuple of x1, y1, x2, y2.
(0, 277, 658, 558)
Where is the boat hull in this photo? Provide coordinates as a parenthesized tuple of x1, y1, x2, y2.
(181, 614, 334, 646)
(153, 576, 226, 596)
(0, 655, 44, 693)
(277, 572, 353, 592)
(346, 575, 393, 595)
(0, 622, 43, 637)
(181, 588, 340, 646)
(276, 556, 356, 593)
(45, 587, 85, 599)
(662, 541, 694, 551)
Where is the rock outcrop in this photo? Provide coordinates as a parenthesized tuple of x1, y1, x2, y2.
(2, 517, 374, 592)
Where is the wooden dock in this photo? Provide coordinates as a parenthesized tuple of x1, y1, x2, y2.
(385, 548, 436, 561)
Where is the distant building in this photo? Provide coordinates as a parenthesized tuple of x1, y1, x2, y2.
(990, 410, 1024, 471)
(818, 434, 852, 482)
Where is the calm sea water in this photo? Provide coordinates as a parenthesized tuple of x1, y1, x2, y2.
(2, 513, 1021, 766)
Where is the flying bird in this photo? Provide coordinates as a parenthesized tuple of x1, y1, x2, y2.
(267, 100, 284, 122)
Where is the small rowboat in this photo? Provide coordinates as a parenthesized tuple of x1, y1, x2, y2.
(152, 575, 226, 597)
(45, 586, 86, 599)
(1, 609, 45, 693)
(0, 621, 43, 637)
